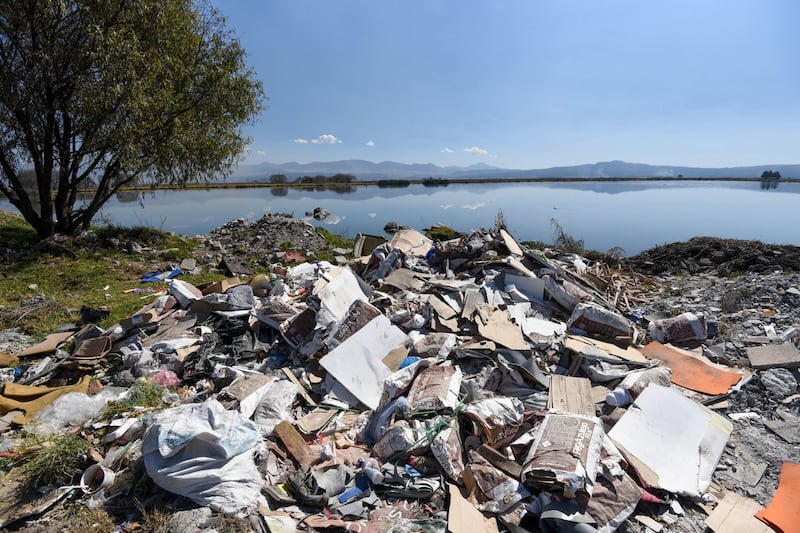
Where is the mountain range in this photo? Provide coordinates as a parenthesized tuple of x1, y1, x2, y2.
(230, 159, 800, 181)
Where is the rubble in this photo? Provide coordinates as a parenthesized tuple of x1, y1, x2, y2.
(0, 217, 799, 532)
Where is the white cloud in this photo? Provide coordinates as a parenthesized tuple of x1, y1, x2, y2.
(462, 201, 486, 210)
(311, 134, 342, 144)
(440, 147, 455, 153)
(292, 138, 309, 144)
(464, 146, 489, 156)
(366, 140, 375, 147)
(250, 149, 267, 157)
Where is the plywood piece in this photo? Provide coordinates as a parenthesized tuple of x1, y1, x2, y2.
(477, 444, 522, 479)
(500, 228, 524, 256)
(547, 375, 595, 417)
(642, 341, 744, 395)
(705, 492, 772, 533)
(746, 342, 800, 369)
(565, 335, 648, 364)
(274, 421, 316, 465)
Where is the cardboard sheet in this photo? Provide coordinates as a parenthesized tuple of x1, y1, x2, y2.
(705, 492, 772, 533)
(755, 462, 800, 533)
(476, 308, 528, 350)
(447, 484, 499, 533)
(390, 228, 433, 257)
(319, 315, 408, 410)
(641, 341, 743, 395)
(608, 384, 732, 497)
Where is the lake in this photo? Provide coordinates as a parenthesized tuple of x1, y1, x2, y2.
(3, 180, 798, 256)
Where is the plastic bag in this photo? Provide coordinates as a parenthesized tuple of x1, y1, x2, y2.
(29, 388, 122, 435)
(142, 399, 263, 514)
(253, 379, 299, 436)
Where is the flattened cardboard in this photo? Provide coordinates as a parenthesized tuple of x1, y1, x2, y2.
(199, 277, 244, 296)
(19, 331, 73, 357)
(755, 462, 800, 533)
(447, 482, 500, 533)
(641, 341, 743, 395)
(608, 384, 733, 497)
(705, 492, 772, 533)
(476, 308, 528, 350)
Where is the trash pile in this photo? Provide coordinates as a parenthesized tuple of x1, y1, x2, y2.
(0, 222, 799, 532)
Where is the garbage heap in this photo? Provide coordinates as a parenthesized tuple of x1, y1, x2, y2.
(0, 225, 798, 533)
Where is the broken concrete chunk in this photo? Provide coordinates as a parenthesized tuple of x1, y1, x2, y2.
(746, 342, 800, 369)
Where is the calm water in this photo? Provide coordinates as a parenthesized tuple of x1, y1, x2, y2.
(3, 181, 798, 256)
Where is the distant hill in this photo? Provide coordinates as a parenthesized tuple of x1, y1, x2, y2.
(230, 159, 800, 181)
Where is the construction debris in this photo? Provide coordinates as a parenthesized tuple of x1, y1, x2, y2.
(0, 217, 798, 532)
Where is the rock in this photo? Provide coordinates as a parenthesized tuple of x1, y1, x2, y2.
(760, 368, 798, 399)
(126, 240, 143, 254)
(167, 507, 213, 533)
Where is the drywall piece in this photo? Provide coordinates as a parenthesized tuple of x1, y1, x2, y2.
(319, 315, 408, 410)
(608, 384, 732, 497)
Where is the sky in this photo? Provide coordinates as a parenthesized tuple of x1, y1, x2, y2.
(212, 0, 800, 169)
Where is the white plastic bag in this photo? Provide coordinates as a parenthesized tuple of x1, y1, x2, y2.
(142, 399, 264, 514)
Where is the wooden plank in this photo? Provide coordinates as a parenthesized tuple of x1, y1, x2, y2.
(547, 375, 595, 417)
(281, 367, 316, 406)
(477, 444, 522, 480)
(705, 492, 772, 533)
(273, 421, 316, 466)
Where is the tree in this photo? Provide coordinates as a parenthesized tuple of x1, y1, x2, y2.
(0, 0, 264, 237)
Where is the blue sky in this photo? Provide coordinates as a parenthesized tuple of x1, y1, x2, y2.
(212, 1, 800, 169)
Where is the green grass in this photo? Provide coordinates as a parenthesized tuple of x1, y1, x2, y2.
(0, 211, 214, 337)
(316, 227, 353, 249)
(104, 380, 168, 418)
(19, 433, 91, 492)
